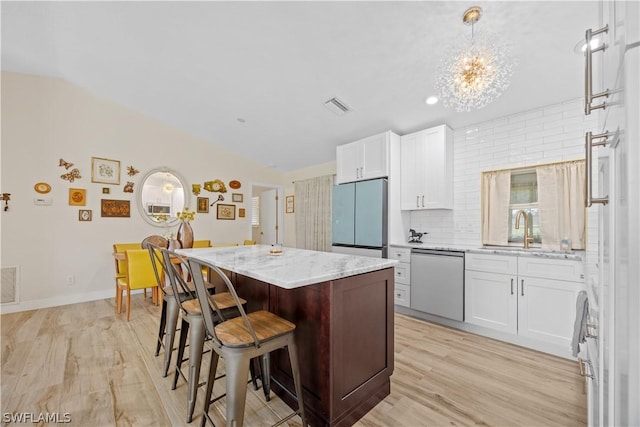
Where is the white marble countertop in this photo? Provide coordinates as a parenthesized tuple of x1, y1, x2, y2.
(176, 245, 398, 289)
(390, 242, 583, 261)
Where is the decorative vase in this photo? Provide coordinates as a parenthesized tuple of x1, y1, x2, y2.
(177, 221, 194, 249)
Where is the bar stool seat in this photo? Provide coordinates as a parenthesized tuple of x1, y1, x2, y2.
(215, 311, 294, 346)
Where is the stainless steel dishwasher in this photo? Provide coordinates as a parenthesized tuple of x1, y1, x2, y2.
(410, 249, 465, 321)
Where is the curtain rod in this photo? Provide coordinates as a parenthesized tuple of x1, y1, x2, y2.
(482, 158, 585, 174)
(291, 173, 336, 184)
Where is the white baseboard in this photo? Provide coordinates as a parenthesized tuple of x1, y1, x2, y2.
(0, 289, 119, 314)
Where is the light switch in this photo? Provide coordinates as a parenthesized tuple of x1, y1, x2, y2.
(34, 197, 53, 206)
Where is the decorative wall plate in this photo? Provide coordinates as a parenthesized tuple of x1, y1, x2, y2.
(229, 180, 241, 189)
(34, 182, 52, 194)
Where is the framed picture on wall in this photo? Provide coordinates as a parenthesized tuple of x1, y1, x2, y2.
(197, 197, 209, 213)
(68, 188, 86, 206)
(216, 204, 235, 220)
(232, 193, 243, 203)
(286, 195, 294, 213)
(78, 209, 92, 221)
(101, 199, 130, 217)
(238, 208, 246, 218)
(91, 157, 121, 185)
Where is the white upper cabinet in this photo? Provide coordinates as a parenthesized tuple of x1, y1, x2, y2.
(336, 131, 390, 184)
(400, 125, 453, 210)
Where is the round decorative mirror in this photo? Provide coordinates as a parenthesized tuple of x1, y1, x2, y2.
(137, 167, 190, 227)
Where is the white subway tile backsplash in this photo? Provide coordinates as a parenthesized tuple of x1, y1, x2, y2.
(410, 98, 599, 256)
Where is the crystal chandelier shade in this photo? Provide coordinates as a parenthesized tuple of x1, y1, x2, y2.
(435, 8, 516, 112)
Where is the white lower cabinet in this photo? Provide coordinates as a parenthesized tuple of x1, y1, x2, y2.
(465, 253, 584, 352)
(517, 276, 583, 347)
(465, 269, 518, 334)
(390, 246, 411, 307)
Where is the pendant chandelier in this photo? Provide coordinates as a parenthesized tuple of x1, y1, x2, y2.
(435, 6, 516, 112)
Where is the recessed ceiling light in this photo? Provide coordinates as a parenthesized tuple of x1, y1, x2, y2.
(237, 118, 246, 123)
(425, 96, 439, 105)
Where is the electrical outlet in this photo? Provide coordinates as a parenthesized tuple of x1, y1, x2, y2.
(66, 275, 75, 287)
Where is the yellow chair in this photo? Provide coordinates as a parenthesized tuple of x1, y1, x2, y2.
(113, 243, 141, 313)
(243, 240, 257, 245)
(192, 239, 212, 248)
(116, 249, 160, 321)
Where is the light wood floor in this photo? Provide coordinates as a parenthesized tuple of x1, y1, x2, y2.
(1, 295, 586, 426)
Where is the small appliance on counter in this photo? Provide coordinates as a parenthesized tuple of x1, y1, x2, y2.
(408, 229, 427, 244)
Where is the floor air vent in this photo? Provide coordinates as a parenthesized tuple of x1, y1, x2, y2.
(1, 267, 18, 304)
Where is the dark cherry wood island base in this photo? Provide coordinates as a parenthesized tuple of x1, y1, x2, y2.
(234, 267, 395, 427)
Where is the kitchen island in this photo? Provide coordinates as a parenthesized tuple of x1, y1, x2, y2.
(178, 245, 397, 427)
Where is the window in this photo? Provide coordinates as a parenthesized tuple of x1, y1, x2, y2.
(481, 160, 586, 250)
(508, 171, 541, 245)
(251, 196, 260, 227)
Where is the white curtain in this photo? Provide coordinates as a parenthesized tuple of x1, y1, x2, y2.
(481, 170, 511, 246)
(294, 175, 333, 251)
(537, 160, 586, 250)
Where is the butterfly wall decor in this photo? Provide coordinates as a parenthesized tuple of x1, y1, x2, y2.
(59, 158, 74, 169)
(127, 166, 139, 176)
(61, 168, 81, 183)
(123, 182, 134, 193)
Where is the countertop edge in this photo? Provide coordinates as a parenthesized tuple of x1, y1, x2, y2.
(389, 243, 583, 261)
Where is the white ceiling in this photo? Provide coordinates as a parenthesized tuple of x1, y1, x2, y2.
(1, 1, 599, 172)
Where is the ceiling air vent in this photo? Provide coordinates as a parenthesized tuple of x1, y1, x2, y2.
(324, 97, 352, 116)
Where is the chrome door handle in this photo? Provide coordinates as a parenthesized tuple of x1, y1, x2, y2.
(584, 25, 609, 115)
(585, 323, 598, 339)
(421, 195, 425, 207)
(510, 278, 514, 295)
(356, 167, 360, 179)
(416, 196, 420, 208)
(585, 131, 612, 206)
(578, 358, 594, 379)
(521, 279, 524, 296)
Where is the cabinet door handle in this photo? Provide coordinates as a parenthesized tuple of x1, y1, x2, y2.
(578, 358, 594, 379)
(521, 279, 525, 296)
(355, 167, 360, 179)
(422, 195, 425, 207)
(585, 131, 612, 206)
(585, 323, 598, 339)
(584, 25, 609, 115)
(416, 196, 420, 208)
(510, 278, 514, 295)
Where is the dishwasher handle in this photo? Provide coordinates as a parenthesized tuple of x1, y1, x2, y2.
(411, 249, 465, 258)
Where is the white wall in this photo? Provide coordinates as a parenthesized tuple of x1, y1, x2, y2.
(0, 72, 285, 313)
(409, 98, 600, 275)
(1, 71, 602, 313)
(410, 98, 598, 246)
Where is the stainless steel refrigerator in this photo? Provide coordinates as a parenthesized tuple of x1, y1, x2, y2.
(331, 178, 387, 258)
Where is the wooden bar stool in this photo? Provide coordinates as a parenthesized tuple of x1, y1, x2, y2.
(187, 256, 307, 427)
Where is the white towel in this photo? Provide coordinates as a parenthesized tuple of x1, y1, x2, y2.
(571, 290, 589, 357)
